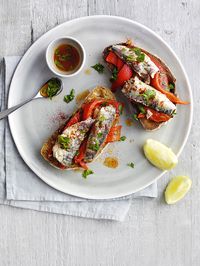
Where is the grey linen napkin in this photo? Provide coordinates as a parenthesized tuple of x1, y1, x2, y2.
(0, 56, 157, 221)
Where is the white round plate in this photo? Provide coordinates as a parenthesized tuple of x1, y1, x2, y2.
(8, 16, 193, 199)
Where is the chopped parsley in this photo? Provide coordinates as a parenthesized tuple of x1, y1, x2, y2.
(46, 78, 61, 99)
(133, 47, 145, 62)
(64, 89, 75, 103)
(91, 63, 104, 73)
(120, 136, 126, 141)
(99, 115, 106, 122)
(58, 135, 70, 150)
(97, 132, 103, 138)
(132, 114, 139, 121)
(89, 140, 100, 151)
(127, 162, 135, 168)
(55, 49, 60, 55)
(54, 59, 64, 69)
(110, 67, 118, 82)
(118, 104, 123, 114)
(75, 150, 79, 156)
(168, 83, 175, 91)
(61, 54, 71, 61)
(172, 110, 177, 116)
(138, 105, 146, 114)
(142, 89, 156, 102)
(125, 47, 145, 63)
(82, 169, 94, 179)
(101, 102, 107, 107)
(126, 55, 135, 62)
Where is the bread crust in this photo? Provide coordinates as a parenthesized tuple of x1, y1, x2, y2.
(41, 86, 118, 170)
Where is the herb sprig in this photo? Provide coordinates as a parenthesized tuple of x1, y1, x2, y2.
(110, 67, 118, 82)
(142, 89, 156, 102)
(132, 114, 139, 121)
(127, 162, 135, 168)
(58, 135, 70, 150)
(91, 63, 104, 73)
(133, 47, 145, 62)
(46, 79, 61, 99)
(89, 140, 100, 151)
(64, 89, 75, 103)
(82, 169, 94, 179)
(120, 136, 126, 141)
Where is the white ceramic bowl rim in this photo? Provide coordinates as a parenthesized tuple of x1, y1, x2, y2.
(46, 36, 86, 78)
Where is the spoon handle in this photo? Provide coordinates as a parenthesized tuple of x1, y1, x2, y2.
(0, 97, 33, 120)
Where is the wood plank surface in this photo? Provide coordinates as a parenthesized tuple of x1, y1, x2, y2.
(0, 0, 199, 265)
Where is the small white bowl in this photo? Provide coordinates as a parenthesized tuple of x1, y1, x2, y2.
(46, 36, 86, 78)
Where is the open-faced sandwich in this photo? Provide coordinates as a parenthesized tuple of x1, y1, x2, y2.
(103, 40, 189, 130)
(41, 86, 122, 170)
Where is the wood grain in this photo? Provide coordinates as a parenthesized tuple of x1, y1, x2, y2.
(0, 0, 199, 265)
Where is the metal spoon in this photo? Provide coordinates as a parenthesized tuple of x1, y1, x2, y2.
(0, 77, 63, 120)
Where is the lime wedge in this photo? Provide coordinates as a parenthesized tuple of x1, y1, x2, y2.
(165, 175, 192, 204)
(143, 139, 178, 170)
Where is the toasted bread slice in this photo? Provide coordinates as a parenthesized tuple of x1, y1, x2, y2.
(103, 42, 176, 131)
(41, 86, 119, 170)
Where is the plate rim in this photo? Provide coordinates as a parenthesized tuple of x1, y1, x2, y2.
(8, 15, 193, 199)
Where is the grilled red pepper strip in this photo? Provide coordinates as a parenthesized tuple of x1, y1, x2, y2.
(105, 51, 118, 66)
(111, 64, 133, 92)
(147, 54, 189, 104)
(83, 99, 121, 120)
(151, 73, 189, 104)
(116, 58, 124, 71)
(64, 110, 81, 130)
(74, 138, 88, 169)
(106, 51, 124, 71)
(138, 107, 172, 122)
(106, 125, 122, 143)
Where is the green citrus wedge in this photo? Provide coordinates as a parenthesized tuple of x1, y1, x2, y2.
(165, 175, 192, 204)
(143, 139, 178, 170)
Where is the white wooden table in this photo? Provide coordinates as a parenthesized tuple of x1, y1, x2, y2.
(0, 1, 199, 265)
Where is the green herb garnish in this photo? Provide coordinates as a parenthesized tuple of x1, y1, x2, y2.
(58, 135, 70, 150)
(132, 114, 139, 121)
(137, 53, 145, 62)
(46, 79, 61, 99)
(110, 67, 118, 82)
(91, 63, 104, 73)
(133, 47, 145, 62)
(82, 169, 94, 179)
(138, 105, 146, 114)
(118, 104, 123, 114)
(142, 89, 156, 102)
(89, 140, 100, 151)
(99, 115, 106, 122)
(126, 55, 135, 61)
(97, 132, 103, 138)
(127, 162, 135, 168)
(54, 59, 64, 69)
(101, 102, 107, 107)
(64, 89, 75, 103)
(168, 83, 175, 91)
(60, 54, 71, 61)
(55, 49, 60, 55)
(120, 136, 126, 141)
(172, 110, 177, 116)
(75, 150, 79, 156)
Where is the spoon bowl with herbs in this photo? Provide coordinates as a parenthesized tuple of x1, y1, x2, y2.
(0, 77, 63, 120)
